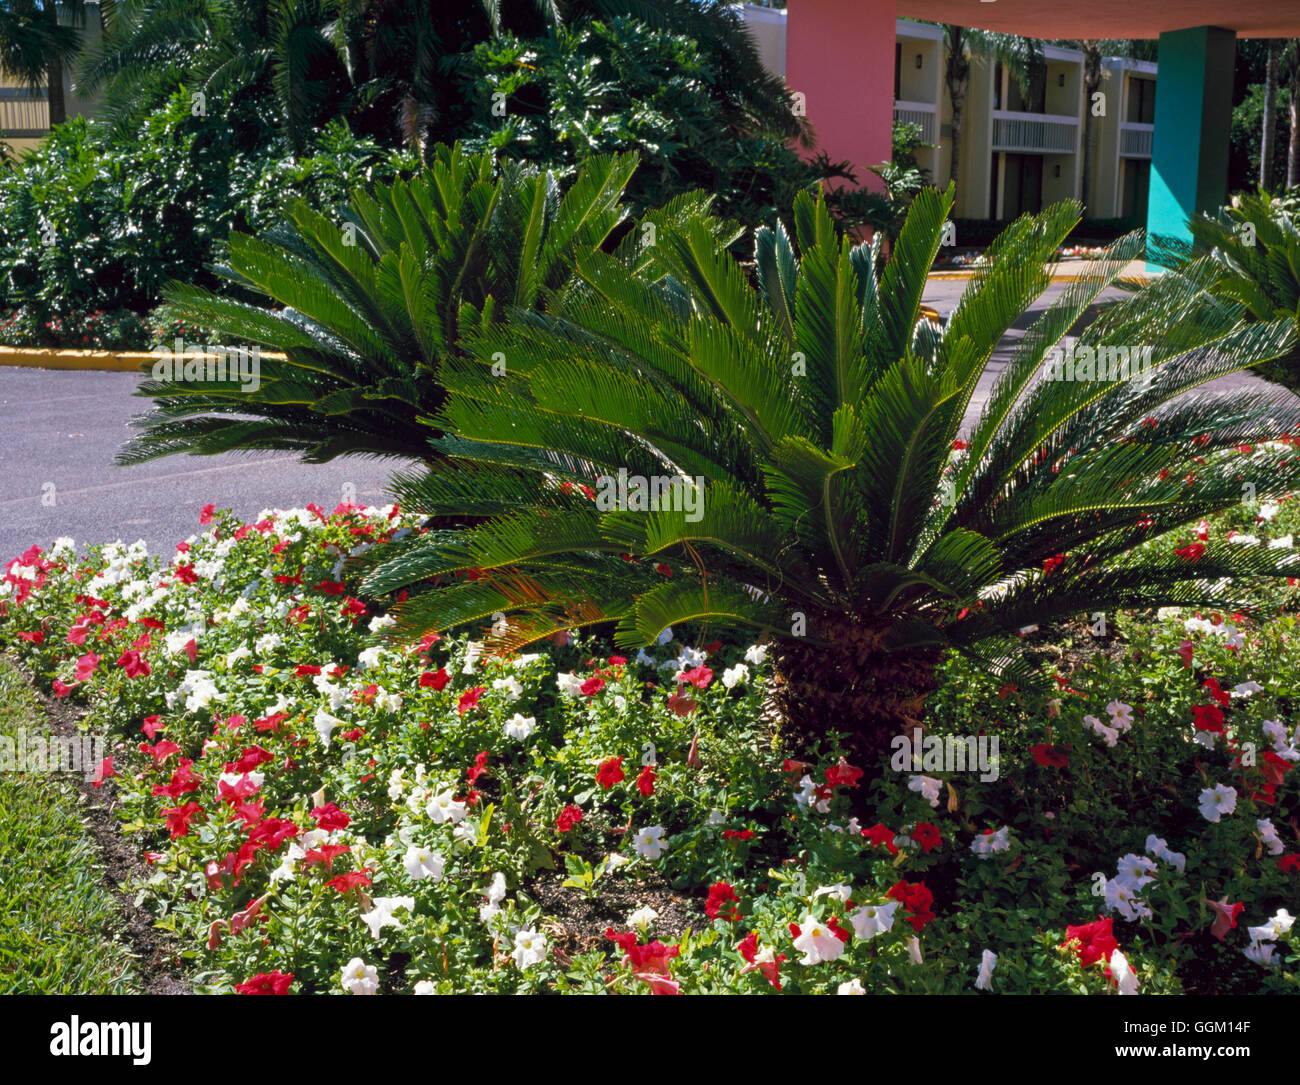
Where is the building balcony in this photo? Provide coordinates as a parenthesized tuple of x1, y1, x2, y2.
(893, 100, 937, 144)
(1119, 122, 1154, 158)
(991, 110, 1079, 154)
(0, 87, 50, 139)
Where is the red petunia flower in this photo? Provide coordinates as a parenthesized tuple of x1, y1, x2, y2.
(556, 805, 583, 832)
(596, 755, 625, 789)
(163, 802, 204, 839)
(1062, 916, 1118, 968)
(310, 802, 351, 831)
(705, 881, 741, 921)
(636, 765, 656, 797)
(580, 676, 606, 696)
(235, 971, 293, 995)
(1191, 704, 1224, 734)
(864, 822, 900, 855)
(326, 870, 372, 893)
(1175, 542, 1207, 563)
(457, 686, 486, 716)
(420, 668, 450, 690)
(1030, 743, 1069, 768)
(912, 823, 942, 853)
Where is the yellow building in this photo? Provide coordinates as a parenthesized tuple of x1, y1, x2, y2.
(0, 3, 105, 158)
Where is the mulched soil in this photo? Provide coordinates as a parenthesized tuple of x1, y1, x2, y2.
(532, 871, 700, 959)
(7, 654, 191, 994)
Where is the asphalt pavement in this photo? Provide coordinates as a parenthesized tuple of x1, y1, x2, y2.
(0, 368, 396, 563)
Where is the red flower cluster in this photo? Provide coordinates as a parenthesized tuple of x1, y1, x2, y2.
(596, 756, 625, 789)
(886, 880, 935, 932)
(704, 881, 741, 921)
(556, 805, 583, 832)
(1063, 916, 1118, 969)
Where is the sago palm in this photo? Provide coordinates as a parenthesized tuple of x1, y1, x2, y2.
(118, 143, 725, 466)
(363, 184, 1300, 757)
(1160, 190, 1300, 393)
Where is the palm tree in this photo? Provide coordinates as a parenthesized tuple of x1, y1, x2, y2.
(361, 185, 1300, 760)
(942, 25, 1042, 196)
(0, 0, 88, 126)
(116, 143, 729, 466)
(1262, 39, 1279, 190)
(1078, 40, 1102, 213)
(77, 0, 349, 150)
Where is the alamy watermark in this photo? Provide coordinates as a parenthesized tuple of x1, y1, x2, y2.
(890, 727, 1000, 782)
(0, 729, 106, 782)
(1043, 343, 1154, 383)
(151, 338, 261, 393)
(593, 469, 705, 523)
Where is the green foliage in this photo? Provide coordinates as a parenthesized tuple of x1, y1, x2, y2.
(0, 98, 413, 344)
(453, 18, 838, 230)
(1160, 189, 1300, 392)
(118, 143, 726, 465)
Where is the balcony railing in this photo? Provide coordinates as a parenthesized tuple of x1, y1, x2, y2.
(1119, 122, 1153, 158)
(893, 100, 937, 145)
(0, 88, 50, 138)
(991, 110, 1078, 154)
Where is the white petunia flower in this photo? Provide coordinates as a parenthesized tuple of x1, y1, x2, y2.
(1257, 818, 1285, 856)
(722, 664, 750, 689)
(493, 676, 523, 700)
(1109, 949, 1139, 995)
(504, 713, 536, 741)
(907, 774, 942, 808)
(403, 845, 444, 881)
(632, 825, 667, 859)
(848, 901, 898, 940)
(512, 928, 548, 970)
(791, 914, 846, 965)
(975, 949, 998, 991)
(313, 709, 345, 747)
(627, 906, 658, 933)
(970, 827, 1012, 857)
(425, 790, 468, 824)
(341, 957, 379, 995)
(360, 896, 414, 940)
(837, 978, 866, 995)
(743, 643, 768, 666)
(1198, 784, 1237, 823)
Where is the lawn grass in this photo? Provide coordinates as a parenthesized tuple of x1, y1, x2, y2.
(0, 658, 140, 993)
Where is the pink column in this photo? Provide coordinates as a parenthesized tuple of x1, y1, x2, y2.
(785, 0, 896, 192)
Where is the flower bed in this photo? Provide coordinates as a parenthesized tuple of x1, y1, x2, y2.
(1, 503, 1296, 994)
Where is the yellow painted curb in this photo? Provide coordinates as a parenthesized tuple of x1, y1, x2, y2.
(0, 346, 287, 373)
(928, 259, 1161, 284)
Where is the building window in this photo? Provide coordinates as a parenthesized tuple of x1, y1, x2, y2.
(895, 42, 901, 100)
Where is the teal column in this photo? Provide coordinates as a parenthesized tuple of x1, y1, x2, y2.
(1146, 27, 1236, 270)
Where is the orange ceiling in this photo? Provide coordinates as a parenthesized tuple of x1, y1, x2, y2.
(895, 0, 1300, 38)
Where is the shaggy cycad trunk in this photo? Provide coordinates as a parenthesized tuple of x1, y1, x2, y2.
(771, 617, 942, 766)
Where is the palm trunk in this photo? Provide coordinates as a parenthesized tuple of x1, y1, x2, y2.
(47, 55, 65, 127)
(1290, 68, 1300, 189)
(771, 616, 943, 765)
(1263, 40, 1278, 189)
(949, 94, 964, 190)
